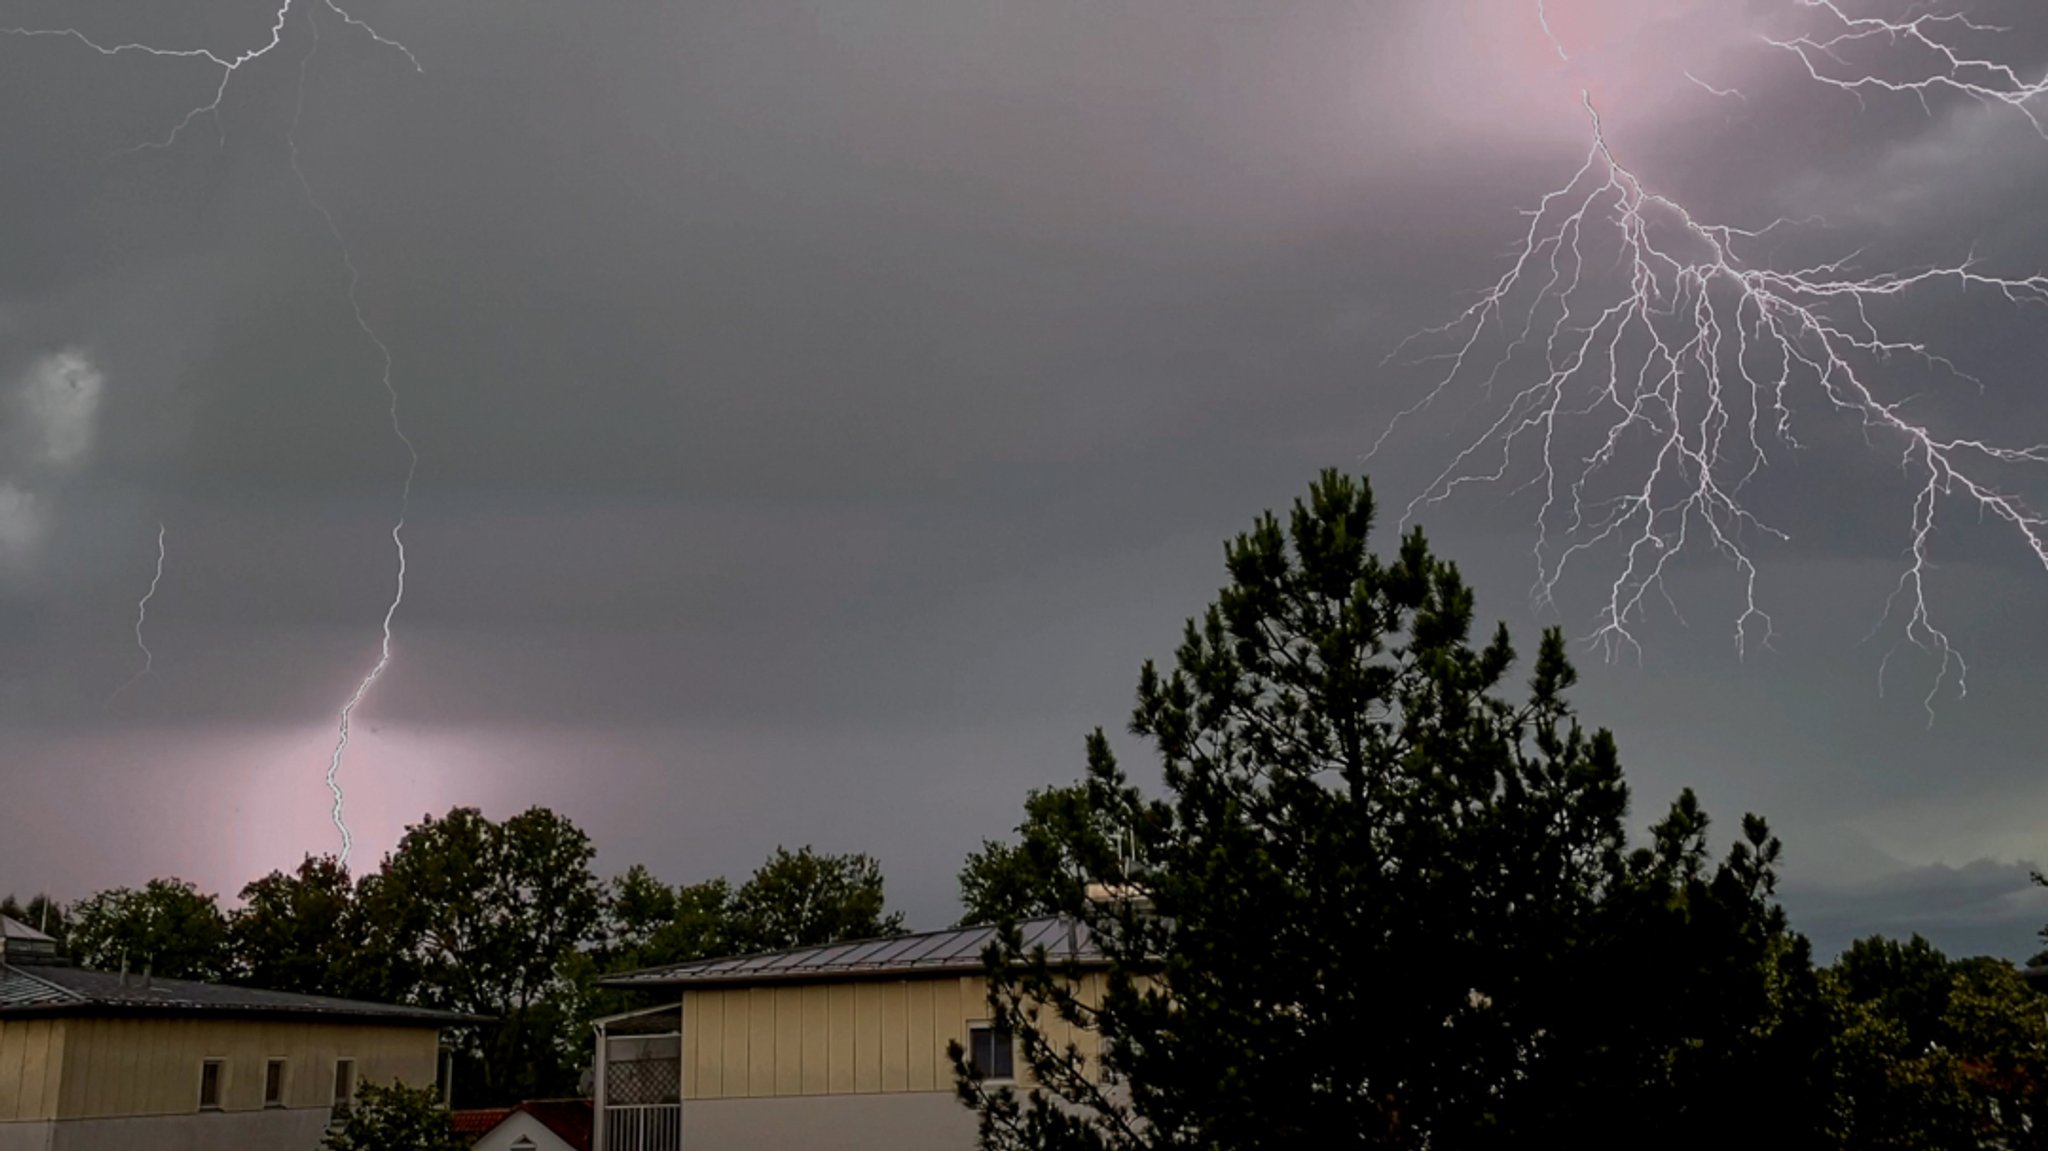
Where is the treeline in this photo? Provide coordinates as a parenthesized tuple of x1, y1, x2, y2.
(3, 812, 905, 1107)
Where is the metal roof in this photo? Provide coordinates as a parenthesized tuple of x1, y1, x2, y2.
(599, 917, 1102, 990)
(0, 961, 484, 1026)
(0, 915, 55, 944)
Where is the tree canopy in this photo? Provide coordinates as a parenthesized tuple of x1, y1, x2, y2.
(65, 878, 232, 982)
(954, 468, 1831, 1149)
(729, 846, 906, 952)
(319, 1080, 467, 1151)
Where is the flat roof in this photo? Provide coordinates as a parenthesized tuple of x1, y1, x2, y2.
(599, 916, 1103, 990)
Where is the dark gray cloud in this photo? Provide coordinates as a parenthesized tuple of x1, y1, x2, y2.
(2, 1, 2047, 956)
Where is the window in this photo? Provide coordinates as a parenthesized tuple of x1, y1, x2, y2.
(967, 1024, 1014, 1081)
(435, 1049, 453, 1107)
(198, 1059, 224, 1110)
(332, 1058, 356, 1115)
(264, 1059, 286, 1107)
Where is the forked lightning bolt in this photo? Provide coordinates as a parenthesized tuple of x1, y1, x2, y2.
(3, 2, 420, 858)
(106, 523, 167, 709)
(1391, 1, 2048, 720)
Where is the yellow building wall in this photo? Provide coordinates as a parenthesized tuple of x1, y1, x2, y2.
(0, 1017, 437, 1121)
(0, 1019, 69, 1121)
(682, 972, 1104, 1101)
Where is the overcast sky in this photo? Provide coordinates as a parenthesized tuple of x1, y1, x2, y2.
(3, 0, 2048, 961)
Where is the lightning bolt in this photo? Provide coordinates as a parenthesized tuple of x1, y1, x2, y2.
(289, 2, 419, 868)
(1537, 0, 1570, 62)
(1683, 70, 1747, 105)
(106, 523, 167, 709)
(3, 2, 421, 858)
(1387, 1, 2048, 722)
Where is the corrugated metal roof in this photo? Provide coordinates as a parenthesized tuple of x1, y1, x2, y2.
(0, 965, 76, 1010)
(0, 961, 484, 1025)
(599, 916, 1102, 989)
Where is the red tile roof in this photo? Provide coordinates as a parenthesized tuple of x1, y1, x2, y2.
(519, 1099, 594, 1150)
(450, 1100, 593, 1151)
(449, 1107, 512, 1139)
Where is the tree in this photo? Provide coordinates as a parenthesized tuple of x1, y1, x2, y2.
(954, 469, 1828, 1149)
(1827, 938, 2048, 1149)
(320, 1080, 467, 1151)
(65, 879, 231, 981)
(598, 865, 735, 970)
(0, 892, 68, 947)
(362, 806, 604, 1105)
(230, 855, 375, 999)
(730, 846, 905, 952)
(957, 784, 1129, 927)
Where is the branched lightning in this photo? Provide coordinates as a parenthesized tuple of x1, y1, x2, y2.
(105, 523, 167, 709)
(1684, 70, 1748, 104)
(1386, 2, 2048, 720)
(1766, 0, 2048, 137)
(3, 1, 420, 857)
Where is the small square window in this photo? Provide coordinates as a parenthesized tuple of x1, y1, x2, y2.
(198, 1059, 223, 1110)
(265, 1059, 286, 1107)
(332, 1058, 356, 1115)
(967, 1024, 1014, 1081)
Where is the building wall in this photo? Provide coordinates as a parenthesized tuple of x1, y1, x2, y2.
(681, 972, 1103, 1101)
(0, 1120, 50, 1151)
(0, 1020, 66, 1123)
(45, 1108, 335, 1151)
(51, 1017, 438, 1119)
(683, 1092, 973, 1151)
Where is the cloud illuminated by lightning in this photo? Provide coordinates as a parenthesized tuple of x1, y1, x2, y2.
(1387, 2, 2048, 720)
(3, 2, 420, 860)
(105, 523, 167, 710)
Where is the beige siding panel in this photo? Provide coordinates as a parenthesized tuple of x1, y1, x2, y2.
(773, 986, 803, 1097)
(852, 983, 881, 1094)
(719, 990, 749, 1100)
(905, 979, 935, 1092)
(691, 991, 722, 1100)
(0, 1022, 26, 1121)
(799, 985, 828, 1096)
(1077, 973, 1104, 1069)
(879, 981, 909, 1093)
(38, 1021, 65, 1121)
(43, 1016, 76, 1119)
(0, 1020, 58, 1122)
(118, 1018, 149, 1116)
(680, 991, 698, 1100)
(929, 976, 960, 1083)
(142, 1017, 179, 1115)
(825, 984, 855, 1094)
(748, 987, 776, 1098)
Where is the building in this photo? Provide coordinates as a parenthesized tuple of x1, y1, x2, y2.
(0, 914, 477, 1151)
(456, 1098, 593, 1151)
(592, 917, 1106, 1151)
